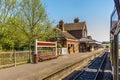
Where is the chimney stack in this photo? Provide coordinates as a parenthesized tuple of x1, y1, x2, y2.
(74, 18, 79, 23)
(59, 20, 64, 31)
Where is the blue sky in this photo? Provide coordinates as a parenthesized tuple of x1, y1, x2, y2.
(42, 0, 114, 42)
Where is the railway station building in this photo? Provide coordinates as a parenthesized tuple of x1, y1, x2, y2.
(56, 18, 98, 54)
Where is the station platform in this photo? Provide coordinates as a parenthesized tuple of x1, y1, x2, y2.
(0, 49, 103, 80)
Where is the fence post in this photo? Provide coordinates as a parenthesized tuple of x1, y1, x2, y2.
(56, 41, 57, 56)
(14, 51, 16, 67)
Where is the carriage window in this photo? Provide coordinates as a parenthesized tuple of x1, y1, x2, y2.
(112, 10, 118, 21)
(111, 9, 118, 29)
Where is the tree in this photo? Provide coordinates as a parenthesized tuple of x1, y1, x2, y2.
(7, 17, 28, 50)
(11, 0, 50, 62)
(0, 0, 17, 50)
(0, 0, 61, 63)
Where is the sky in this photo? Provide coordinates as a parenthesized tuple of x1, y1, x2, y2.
(42, 0, 114, 42)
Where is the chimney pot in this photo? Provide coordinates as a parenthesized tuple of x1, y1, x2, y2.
(74, 18, 79, 23)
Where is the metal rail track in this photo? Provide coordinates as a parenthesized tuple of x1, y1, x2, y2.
(72, 52, 108, 80)
(93, 53, 108, 80)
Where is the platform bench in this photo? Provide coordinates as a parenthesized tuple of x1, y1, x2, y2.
(38, 53, 58, 61)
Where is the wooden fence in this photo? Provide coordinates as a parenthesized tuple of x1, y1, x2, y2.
(0, 51, 30, 68)
(0, 48, 62, 68)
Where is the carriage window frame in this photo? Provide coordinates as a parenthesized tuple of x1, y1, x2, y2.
(111, 8, 119, 37)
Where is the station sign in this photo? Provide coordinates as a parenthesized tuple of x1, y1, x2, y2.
(35, 39, 57, 55)
(37, 42, 56, 47)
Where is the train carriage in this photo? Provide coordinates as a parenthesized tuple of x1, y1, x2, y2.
(110, 0, 120, 80)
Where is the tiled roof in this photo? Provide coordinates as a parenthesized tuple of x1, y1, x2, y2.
(68, 30, 82, 39)
(64, 22, 86, 31)
(56, 21, 87, 40)
(62, 31, 76, 40)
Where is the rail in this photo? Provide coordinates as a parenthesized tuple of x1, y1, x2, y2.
(93, 52, 108, 80)
(72, 52, 108, 80)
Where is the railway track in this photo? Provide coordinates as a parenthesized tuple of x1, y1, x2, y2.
(72, 52, 110, 80)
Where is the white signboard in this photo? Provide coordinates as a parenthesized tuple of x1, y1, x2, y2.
(62, 48, 67, 55)
(35, 39, 57, 56)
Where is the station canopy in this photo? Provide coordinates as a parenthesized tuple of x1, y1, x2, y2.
(79, 38, 100, 44)
(80, 38, 93, 42)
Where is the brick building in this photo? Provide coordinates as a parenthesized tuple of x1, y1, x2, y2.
(56, 18, 93, 54)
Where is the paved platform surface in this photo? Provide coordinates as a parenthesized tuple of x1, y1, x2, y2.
(0, 49, 103, 80)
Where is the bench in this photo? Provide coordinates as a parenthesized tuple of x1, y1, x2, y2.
(38, 53, 58, 61)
